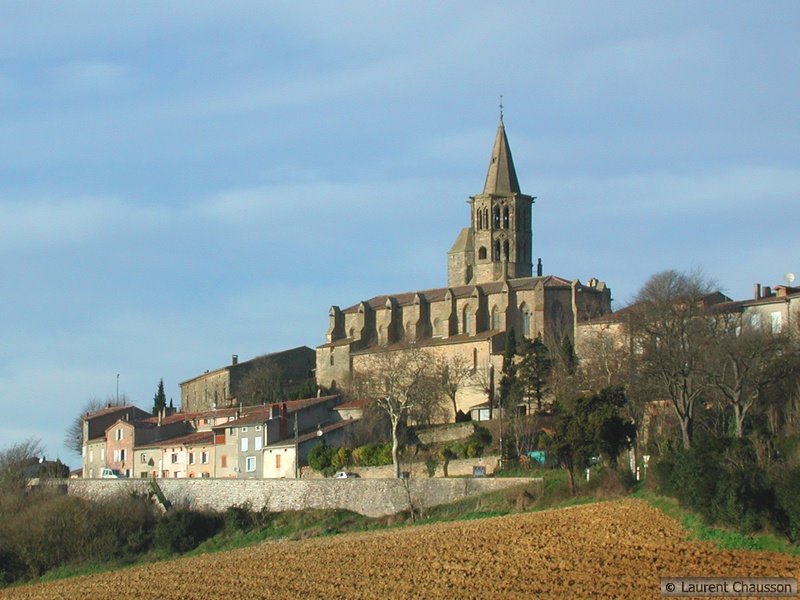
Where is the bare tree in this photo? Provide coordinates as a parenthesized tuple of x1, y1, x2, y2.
(433, 354, 473, 422)
(629, 269, 717, 449)
(237, 360, 284, 406)
(0, 438, 44, 490)
(64, 395, 129, 456)
(351, 348, 428, 478)
(706, 312, 791, 438)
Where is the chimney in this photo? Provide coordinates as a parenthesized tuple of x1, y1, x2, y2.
(158, 408, 163, 427)
(232, 354, 238, 366)
(536, 258, 543, 277)
(754, 283, 761, 299)
(764, 286, 772, 298)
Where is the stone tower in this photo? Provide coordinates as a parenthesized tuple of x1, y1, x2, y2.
(448, 118, 534, 287)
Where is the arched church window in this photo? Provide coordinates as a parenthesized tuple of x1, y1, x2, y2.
(494, 240, 501, 261)
(503, 240, 510, 261)
(478, 246, 487, 260)
(491, 305, 501, 330)
(483, 208, 489, 229)
(503, 207, 509, 229)
(520, 303, 532, 337)
(493, 206, 500, 229)
(462, 305, 472, 335)
(476, 209, 482, 230)
(433, 318, 443, 337)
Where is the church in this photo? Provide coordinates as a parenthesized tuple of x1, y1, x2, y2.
(316, 117, 612, 416)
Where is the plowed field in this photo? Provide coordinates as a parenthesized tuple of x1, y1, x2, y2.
(6, 499, 799, 599)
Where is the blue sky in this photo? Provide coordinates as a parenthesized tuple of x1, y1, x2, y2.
(1, 2, 798, 465)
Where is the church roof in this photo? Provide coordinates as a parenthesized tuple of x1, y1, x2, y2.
(482, 119, 521, 195)
(448, 227, 473, 254)
(339, 275, 580, 314)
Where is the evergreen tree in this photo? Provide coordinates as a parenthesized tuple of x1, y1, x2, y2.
(518, 334, 552, 412)
(498, 328, 520, 410)
(152, 379, 167, 415)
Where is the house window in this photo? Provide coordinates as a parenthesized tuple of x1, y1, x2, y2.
(140, 453, 147, 464)
(171, 453, 178, 464)
(275, 454, 281, 469)
(101, 448, 105, 462)
(201, 472, 210, 478)
(115, 428, 123, 441)
(201, 451, 209, 464)
(255, 425, 261, 431)
(255, 437, 263, 451)
(241, 427, 248, 433)
(188, 452, 196, 465)
(113, 449, 126, 463)
(89, 449, 94, 462)
(246, 456, 256, 472)
(750, 313, 762, 330)
(221, 455, 227, 468)
(241, 437, 249, 452)
(771, 312, 782, 333)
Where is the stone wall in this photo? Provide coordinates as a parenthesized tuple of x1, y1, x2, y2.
(415, 423, 475, 445)
(63, 476, 534, 518)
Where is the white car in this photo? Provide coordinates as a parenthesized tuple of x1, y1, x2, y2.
(100, 467, 125, 479)
(334, 471, 359, 479)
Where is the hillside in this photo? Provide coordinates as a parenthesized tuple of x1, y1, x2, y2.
(6, 499, 799, 599)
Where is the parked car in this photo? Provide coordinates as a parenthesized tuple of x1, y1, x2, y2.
(334, 471, 359, 479)
(100, 467, 125, 479)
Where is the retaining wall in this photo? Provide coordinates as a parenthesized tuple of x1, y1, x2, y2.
(63, 477, 535, 518)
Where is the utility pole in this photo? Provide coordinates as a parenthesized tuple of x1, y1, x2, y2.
(294, 413, 299, 479)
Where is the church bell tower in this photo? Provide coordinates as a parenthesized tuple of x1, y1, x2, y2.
(448, 116, 534, 287)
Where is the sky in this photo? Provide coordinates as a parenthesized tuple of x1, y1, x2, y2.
(1, 2, 798, 465)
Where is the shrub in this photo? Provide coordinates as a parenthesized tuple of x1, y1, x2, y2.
(353, 443, 393, 467)
(425, 457, 439, 477)
(654, 437, 774, 534)
(469, 425, 492, 447)
(331, 447, 351, 470)
(308, 441, 334, 472)
(772, 467, 800, 541)
(225, 503, 258, 533)
(153, 509, 223, 554)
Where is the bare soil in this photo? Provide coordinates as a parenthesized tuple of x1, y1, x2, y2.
(6, 499, 799, 599)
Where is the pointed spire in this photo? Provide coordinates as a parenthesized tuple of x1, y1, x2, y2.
(482, 119, 521, 195)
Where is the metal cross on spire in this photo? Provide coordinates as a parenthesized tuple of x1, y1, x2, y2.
(499, 94, 504, 121)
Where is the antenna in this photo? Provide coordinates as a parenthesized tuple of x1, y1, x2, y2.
(786, 272, 796, 285)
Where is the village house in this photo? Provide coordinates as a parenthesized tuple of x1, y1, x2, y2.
(82, 393, 355, 479)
